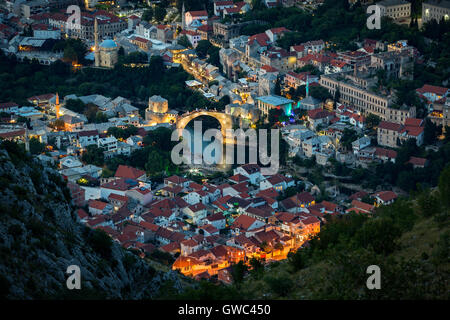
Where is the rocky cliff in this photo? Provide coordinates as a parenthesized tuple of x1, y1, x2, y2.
(0, 141, 184, 299)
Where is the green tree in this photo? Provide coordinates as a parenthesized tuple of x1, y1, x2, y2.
(249, 257, 264, 278)
(142, 8, 153, 22)
(265, 275, 293, 297)
(423, 118, 440, 145)
(64, 46, 78, 63)
(29, 137, 45, 155)
(288, 249, 306, 271)
(154, 6, 166, 22)
(81, 145, 104, 166)
(231, 260, 248, 286)
(195, 40, 211, 59)
(438, 165, 450, 207)
(309, 85, 332, 101)
(145, 149, 169, 175)
(366, 113, 381, 129)
(143, 127, 174, 152)
(354, 217, 400, 255)
(65, 99, 86, 113)
(251, 0, 266, 11)
(178, 34, 192, 48)
(417, 188, 440, 217)
(339, 128, 358, 151)
(274, 78, 281, 95)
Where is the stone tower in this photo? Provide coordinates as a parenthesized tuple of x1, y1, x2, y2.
(94, 18, 100, 67)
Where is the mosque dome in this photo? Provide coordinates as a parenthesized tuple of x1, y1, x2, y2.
(100, 39, 118, 49)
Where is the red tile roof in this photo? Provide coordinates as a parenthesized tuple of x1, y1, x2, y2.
(256, 188, 279, 199)
(268, 27, 289, 34)
(224, 7, 240, 13)
(187, 10, 208, 17)
(374, 191, 397, 202)
(115, 165, 145, 180)
(261, 65, 279, 73)
(249, 32, 270, 47)
(375, 147, 397, 159)
(404, 126, 424, 137)
(301, 215, 320, 225)
(165, 175, 188, 185)
(78, 130, 99, 137)
(188, 203, 207, 212)
(407, 156, 427, 167)
(77, 208, 88, 220)
(108, 193, 129, 203)
(416, 84, 448, 96)
(349, 191, 369, 201)
(351, 200, 374, 213)
(378, 121, 403, 132)
(200, 224, 219, 234)
(308, 108, 332, 120)
(215, 0, 234, 5)
(88, 200, 109, 210)
(160, 242, 180, 253)
(229, 174, 249, 183)
(206, 212, 225, 222)
(232, 214, 257, 231)
(404, 118, 423, 127)
(231, 181, 248, 193)
(275, 211, 296, 223)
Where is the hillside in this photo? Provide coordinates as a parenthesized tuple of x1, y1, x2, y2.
(0, 141, 185, 299)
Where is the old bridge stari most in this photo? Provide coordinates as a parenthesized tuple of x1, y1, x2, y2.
(175, 109, 236, 145)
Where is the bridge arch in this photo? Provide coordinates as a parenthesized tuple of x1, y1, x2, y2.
(176, 110, 235, 144)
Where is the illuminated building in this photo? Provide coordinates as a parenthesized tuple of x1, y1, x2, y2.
(145, 95, 178, 125)
(422, 0, 450, 24)
(377, 0, 411, 20)
(256, 95, 294, 116)
(94, 18, 119, 68)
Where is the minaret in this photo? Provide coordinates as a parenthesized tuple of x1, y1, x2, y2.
(94, 18, 100, 67)
(181, 2, 186, 29)
(24, 124, 29, 152)
(55, 93, 60, 118)
(305, 75, 309, 98)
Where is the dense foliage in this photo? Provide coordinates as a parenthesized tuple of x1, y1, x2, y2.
(0, 51, 214, 113)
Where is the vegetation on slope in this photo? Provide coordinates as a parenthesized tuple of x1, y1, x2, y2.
(0, 140, 185, 299)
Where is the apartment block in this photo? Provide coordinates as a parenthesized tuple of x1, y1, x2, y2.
(319, 71, 415, 123)
(377, 0, 411, 20)
(422, 0, 450, 23)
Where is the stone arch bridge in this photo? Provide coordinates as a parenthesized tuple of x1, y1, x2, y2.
(176, 110, 236, 144)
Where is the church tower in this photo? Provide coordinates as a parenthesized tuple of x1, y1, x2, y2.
(94, 18, 100, 67)
(181, 2, 186, 29)
(55, 92, 60, 118)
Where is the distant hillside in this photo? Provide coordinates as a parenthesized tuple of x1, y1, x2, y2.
(0, 141, 185, 299)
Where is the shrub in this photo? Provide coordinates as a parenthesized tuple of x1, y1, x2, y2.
(265, 275, 293, 297)
(87, 229, 113, 259)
